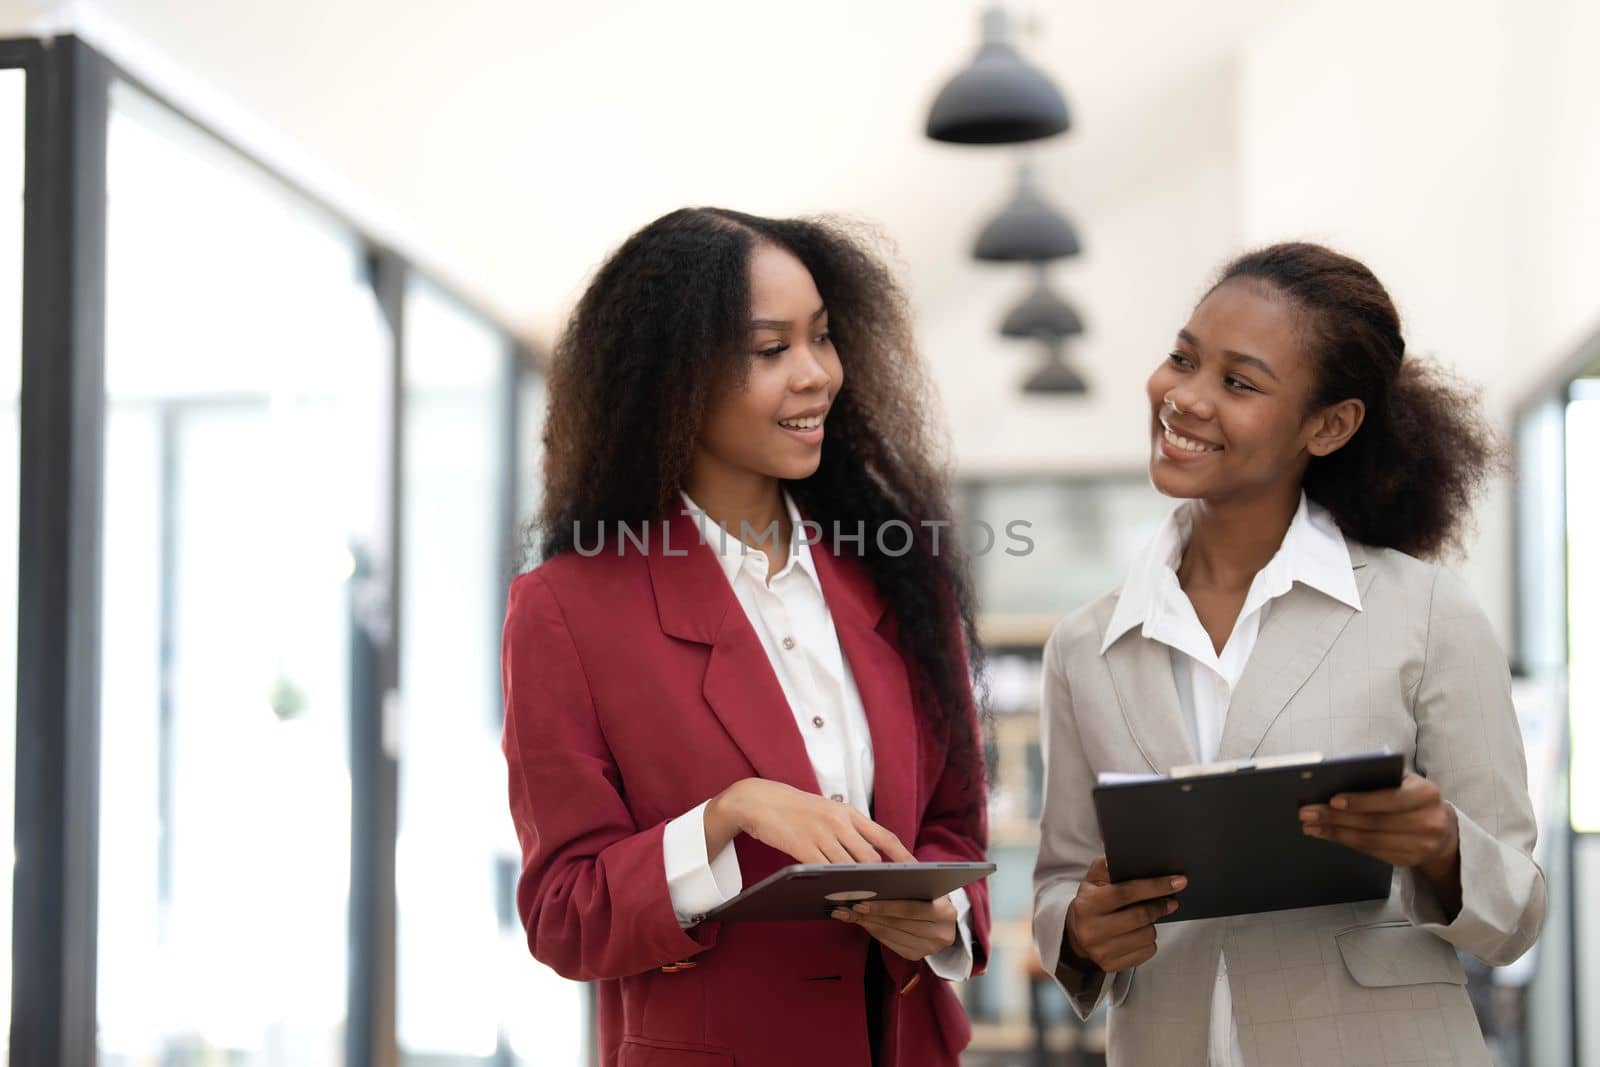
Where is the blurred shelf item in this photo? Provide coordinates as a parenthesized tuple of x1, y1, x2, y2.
(979, 612, 1058, 650)
(967, 1021, 1106, 1053)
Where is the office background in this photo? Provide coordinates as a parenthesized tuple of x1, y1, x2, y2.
(0, 1, 1593, 1064)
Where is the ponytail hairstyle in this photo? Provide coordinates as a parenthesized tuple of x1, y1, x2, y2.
(1212, 242, 1504, 559)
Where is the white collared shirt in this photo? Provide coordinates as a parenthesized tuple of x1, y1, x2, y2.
(662, 490, 974, 979)
(1102, 492, 1362, 1066)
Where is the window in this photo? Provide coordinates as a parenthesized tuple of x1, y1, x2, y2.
(1566, 378, 1600, 832)
(96, 83, 387, 1066)
(395, 282, 582, 1065)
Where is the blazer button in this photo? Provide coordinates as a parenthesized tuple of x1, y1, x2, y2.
(782, 635, 796, 650)
(811, 715, 825, 728)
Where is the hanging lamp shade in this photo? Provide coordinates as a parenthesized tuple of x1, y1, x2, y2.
(974, 163, 1081, 262)
(1001, 265, 1085, 339)
(926, 8, 1070, 145)
(1022, 342, 1088, 395)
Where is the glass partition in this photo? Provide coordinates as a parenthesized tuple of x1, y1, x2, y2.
(96, 82, 387, 1067)
(394, 278, 507, 1063)
(395, 282, 581, 1066)
(1566, 378, 1600, 833)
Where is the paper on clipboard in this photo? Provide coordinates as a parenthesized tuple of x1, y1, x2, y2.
(1096, 749, 1388, 787)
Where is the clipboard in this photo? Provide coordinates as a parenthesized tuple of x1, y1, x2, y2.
(1092, 750, 1405, 923)
(700, 861, 995, 923)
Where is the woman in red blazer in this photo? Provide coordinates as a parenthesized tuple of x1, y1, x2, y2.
(501, 207, 991, 1067)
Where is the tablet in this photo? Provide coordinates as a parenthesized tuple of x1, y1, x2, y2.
(1093, 750, 1405, 923)
(700, 861, 996, 923)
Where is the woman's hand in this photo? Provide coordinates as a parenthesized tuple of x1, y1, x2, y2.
(1298, 771, 1462, 910)
(1298, 771, 1459, 869)
(1063, 857, 1184, 974)
(831, 896, 958, 961)
(706, 778, 915, 865)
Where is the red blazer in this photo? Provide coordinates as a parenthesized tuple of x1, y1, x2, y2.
(501, 508, 991, 1067)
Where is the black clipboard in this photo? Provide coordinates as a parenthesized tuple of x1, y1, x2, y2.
(701, 861, 995, 923)
(1093, 751, 1404, 922)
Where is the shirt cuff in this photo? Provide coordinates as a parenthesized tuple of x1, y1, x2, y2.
(925, 887, 975, 981)
(663, 800, 743, 928)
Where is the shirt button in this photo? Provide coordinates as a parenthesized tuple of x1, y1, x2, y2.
(829, 793, 844, 803)
(782, 635, 796, 650)
(811, 715, 825, 728)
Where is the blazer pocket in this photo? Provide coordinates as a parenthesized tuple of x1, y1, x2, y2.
(619, 1036, 736, 1066)
(1335, 920, 1467, 987)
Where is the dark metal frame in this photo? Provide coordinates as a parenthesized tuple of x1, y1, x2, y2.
(347, 245, 408, 1067)
(6, 34, 110, 1067)
(2, 31, 542, 1067)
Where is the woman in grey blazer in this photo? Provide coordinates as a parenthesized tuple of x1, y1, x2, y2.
(1032, 242, 1545, 1067)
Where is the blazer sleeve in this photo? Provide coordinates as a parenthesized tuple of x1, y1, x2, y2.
(501, 569, 717, 981)
(1032, 624, 1128, 1019)
(1402, 565, 1547, 965)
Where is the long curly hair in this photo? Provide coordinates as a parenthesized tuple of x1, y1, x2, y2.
(534, 206, 986, 796)
(1213, 242, 1505, 559)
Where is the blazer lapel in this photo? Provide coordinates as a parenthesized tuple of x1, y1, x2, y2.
(808, 546, 919, 848)
(1214, 540, 1378, 761)
(1101, 606, 1198, 776)
(648, 509, 820, 794)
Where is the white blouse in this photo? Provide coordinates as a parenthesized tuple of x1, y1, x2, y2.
(1100, 493, 1363, 1066)
(662, 490, 973, 980)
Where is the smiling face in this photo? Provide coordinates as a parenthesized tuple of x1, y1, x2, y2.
(693, 241, 844, 487)
(1145, 278, 1364, 504)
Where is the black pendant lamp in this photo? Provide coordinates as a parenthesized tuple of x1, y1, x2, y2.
(1001, 264, 1085, 339)
(1022, 341, 1089, 396)
(926, 8, 1070, 145)
(974, 162, 1081, 262)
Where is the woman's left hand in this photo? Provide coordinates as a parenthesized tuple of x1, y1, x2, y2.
(1299, 771, 1459, 872)
(831, 896, 958, 962)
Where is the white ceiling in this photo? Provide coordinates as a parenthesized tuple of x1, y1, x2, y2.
(22, 0, 1284, 331)
(4, 0, 1293, 469)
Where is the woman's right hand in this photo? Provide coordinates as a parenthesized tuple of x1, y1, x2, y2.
(1063, 856, 1186, 973)
(705, 778, 915, 864)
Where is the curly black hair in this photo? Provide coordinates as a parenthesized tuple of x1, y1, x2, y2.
(1213, 242, 1505, 559)
(533, 206, 986, 799)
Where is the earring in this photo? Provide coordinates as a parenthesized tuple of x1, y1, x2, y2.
(1165, 394, 1186, 416)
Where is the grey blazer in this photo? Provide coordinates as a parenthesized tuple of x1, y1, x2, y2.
(1032, 540, 1545, 1067)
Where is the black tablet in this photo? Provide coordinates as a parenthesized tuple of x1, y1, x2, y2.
(700, 861, 995, 923)
(1093, 751, 1405, 923)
